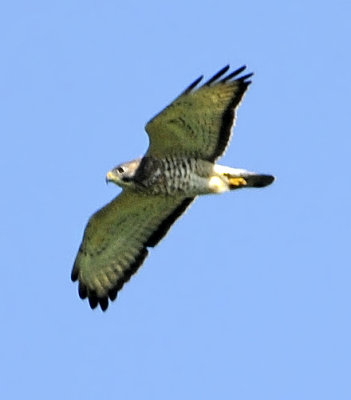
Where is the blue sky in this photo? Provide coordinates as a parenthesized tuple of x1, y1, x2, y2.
(1, 1, 350, 399)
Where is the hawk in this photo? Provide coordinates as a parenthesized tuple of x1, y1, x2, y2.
(72, 65, 274, 311)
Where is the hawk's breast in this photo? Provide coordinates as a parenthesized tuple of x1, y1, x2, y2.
(134, 156, 214, 196)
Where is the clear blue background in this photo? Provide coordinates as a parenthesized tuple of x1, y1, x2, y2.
(1, 1, 350, 399)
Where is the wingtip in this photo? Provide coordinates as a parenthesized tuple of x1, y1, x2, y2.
(108, 287, 118, 301)
(98, 297, 109, 312)
(71, 268, 78, 282)
(205, 65, 231, 86)
(86, 293, 110, 311)
(88, 294, 99, 309)
(221, 67, 253, 84)
(183, 75, 204, 94)
(237, 72, 254, 82)
(78, 282, 87, 299)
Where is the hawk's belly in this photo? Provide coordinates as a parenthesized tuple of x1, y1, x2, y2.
(135, 156, 220, 196)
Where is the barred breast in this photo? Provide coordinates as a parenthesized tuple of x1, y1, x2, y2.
(134, 156, 214, 195)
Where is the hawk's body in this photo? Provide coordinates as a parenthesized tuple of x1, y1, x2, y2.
(72, 65, 274, 311)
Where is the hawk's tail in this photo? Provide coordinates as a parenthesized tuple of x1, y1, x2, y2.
(228, 173, 275, 189)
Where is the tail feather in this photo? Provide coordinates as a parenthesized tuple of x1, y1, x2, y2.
(228, 173, 275, 189)
(243, 174, 275, 188)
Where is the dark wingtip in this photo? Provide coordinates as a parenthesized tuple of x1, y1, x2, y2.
(88, 293, 99, 309)
(205, 65, 230, 86)
(78, 282, 87, 299)
(236, 72, 254, 83)
(87, 293, 110, 311)
(183, 64, 253, 95)
(81, 247, 150, 311)
(71, 267, 78, 282)
(183, 75, 203, 94)
(220, 65, 246, 82)
(98, 297, 109, 312)
(108, 288, 118, 301)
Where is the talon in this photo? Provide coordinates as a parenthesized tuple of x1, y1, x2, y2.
(229, 177, 247, 187)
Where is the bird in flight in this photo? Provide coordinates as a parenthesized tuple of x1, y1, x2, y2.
(71, 65, 274, 311)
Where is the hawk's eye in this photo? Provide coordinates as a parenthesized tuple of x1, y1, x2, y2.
(117, 167, 124, 173)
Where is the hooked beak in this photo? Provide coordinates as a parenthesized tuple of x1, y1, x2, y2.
(106, 170, 114, 184)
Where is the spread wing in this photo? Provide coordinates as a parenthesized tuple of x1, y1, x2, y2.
(71, 190, 194, 311)
(145, 65, 253, 162)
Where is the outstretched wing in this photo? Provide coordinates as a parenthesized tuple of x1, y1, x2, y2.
(71, 190, 194, 311)
(145, 65, 253, 162)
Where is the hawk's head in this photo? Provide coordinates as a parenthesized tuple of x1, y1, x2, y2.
(106, 158, 142, 188)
